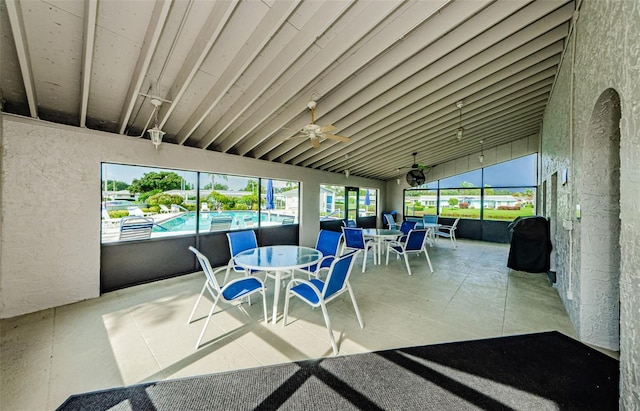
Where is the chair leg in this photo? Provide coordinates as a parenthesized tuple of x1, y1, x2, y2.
(362, 248, 367, 273)
(196, 296, 220, 349)
(451, 232, 457, 248)
(347, 283, 364, 329)
(187, 281, 207, 324)
(282, 282, 293, 327)
(320, 302, 338, 355)
(261, 288, 268, 323)
(403, 253, 412, 276)
(423, 247, 434, 273)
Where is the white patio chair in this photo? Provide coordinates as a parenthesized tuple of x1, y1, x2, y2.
(188, 246, 267, 349)
(436, 217, 460, 248)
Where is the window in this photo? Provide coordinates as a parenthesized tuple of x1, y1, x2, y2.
(402, 154, 537, 222)
(259, 179, 300, 225)
(320, 185, 343, 220)
(101, 163, 300, 242)
(358, 188, 377, 217)
(482, 154, 537, 221)
(404, 189, 437, 217)
(319, 185, 376, 221)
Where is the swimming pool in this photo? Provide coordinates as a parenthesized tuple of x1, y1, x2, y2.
(153, 211, 294, 233)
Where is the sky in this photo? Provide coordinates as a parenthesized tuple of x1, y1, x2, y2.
(428, 154, 537, 188)
(102, 164, 286, 191)
(103, 153, 537, 191)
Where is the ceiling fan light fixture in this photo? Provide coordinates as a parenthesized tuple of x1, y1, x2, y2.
(345, 168, 350, 178)
(457, 127, 464, 141)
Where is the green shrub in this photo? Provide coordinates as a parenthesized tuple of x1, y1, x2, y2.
(234, 204, 249, 210)
(109, 210, 128, 219)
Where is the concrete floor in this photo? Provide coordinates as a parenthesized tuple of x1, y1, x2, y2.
(1, 239, 580, 410)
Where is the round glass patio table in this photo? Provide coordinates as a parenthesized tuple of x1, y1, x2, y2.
(362, 228, 403, 265)
(421, 223, 442, 247)
(234, 245, 323, 324)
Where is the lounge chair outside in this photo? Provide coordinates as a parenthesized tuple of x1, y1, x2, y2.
(210, 215, 233, 231)
(118, 217, 154, 241)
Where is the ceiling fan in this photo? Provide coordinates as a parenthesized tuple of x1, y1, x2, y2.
(286, 101, 350, 148)
(398, 152, 431, 187)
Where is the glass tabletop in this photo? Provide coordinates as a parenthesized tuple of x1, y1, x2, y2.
(362, 228, 402, 237)
(234, 245, 323, 271)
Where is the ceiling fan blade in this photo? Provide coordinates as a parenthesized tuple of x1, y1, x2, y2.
(318, 124, 336, 134)
(323, 133, 350, 143)
(285, 134, 307, 140)
(311, 137, 320, 148)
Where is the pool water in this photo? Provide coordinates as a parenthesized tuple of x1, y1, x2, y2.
(153, 211, 292, 232)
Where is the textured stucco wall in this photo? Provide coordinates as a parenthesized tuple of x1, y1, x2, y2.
(0, 115, 384, 319)
(540, 0, 639, 408)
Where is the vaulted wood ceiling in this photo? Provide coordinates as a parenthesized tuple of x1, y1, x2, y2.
(1, 0, 574, 180)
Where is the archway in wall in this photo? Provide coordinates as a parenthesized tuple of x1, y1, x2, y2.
(579, 88, 621, 350)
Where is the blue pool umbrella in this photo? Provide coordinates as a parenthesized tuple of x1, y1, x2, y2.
(266, 179, 275, 210)
(364, 189, 371, 206)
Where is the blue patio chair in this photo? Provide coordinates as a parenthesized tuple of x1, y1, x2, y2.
(383, 213, 398, 229)
(296, 230, 343, 279)
(283, 250, 364, 355)
(397, 220, 418, 243)
(118, 216, 153, 241)
(386, 229, 433, 275)
(342, 219, 357, 227)
(226, 230, 262, 281)
(341, 227, 376, 272)
(422, 214, 439, 245)
(422, 215, 438, 225)
(188, 246, 267, 349)
(405, 216, 423, 229)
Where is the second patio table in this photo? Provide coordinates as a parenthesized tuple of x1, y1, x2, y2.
(233, 245, 323, 324)
(362, 228, 403, 265)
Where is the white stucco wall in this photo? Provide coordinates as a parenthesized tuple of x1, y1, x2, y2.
(0, 115, 384, 319)
(540, 0, 639, 407)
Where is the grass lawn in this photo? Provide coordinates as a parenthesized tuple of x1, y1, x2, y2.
(438, 208, 535, 220)
(414, 207, 534, 221)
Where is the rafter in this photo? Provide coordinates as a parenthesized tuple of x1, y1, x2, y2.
(6, 0, 38, 118)
(117, 0, 172, 135)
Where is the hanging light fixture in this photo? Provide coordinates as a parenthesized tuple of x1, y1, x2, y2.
(479, 140, 484, 164)
(456, 100, 464, 141)
(344, 154, 350, 178)
(147, 98, 166, 150)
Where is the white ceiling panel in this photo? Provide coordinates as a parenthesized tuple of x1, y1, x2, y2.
(0, 0, 575, 180)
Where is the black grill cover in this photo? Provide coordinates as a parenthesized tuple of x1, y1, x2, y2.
(507, 216, 552, 273)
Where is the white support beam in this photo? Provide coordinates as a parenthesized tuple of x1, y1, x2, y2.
(193, 0, 352, 150)
(5, 0, 38, 118)
(117, 0, 172, 135)
(157, 0, 239, 130)
(175, 0, 300, 145)
(79, 0, 98, 127)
